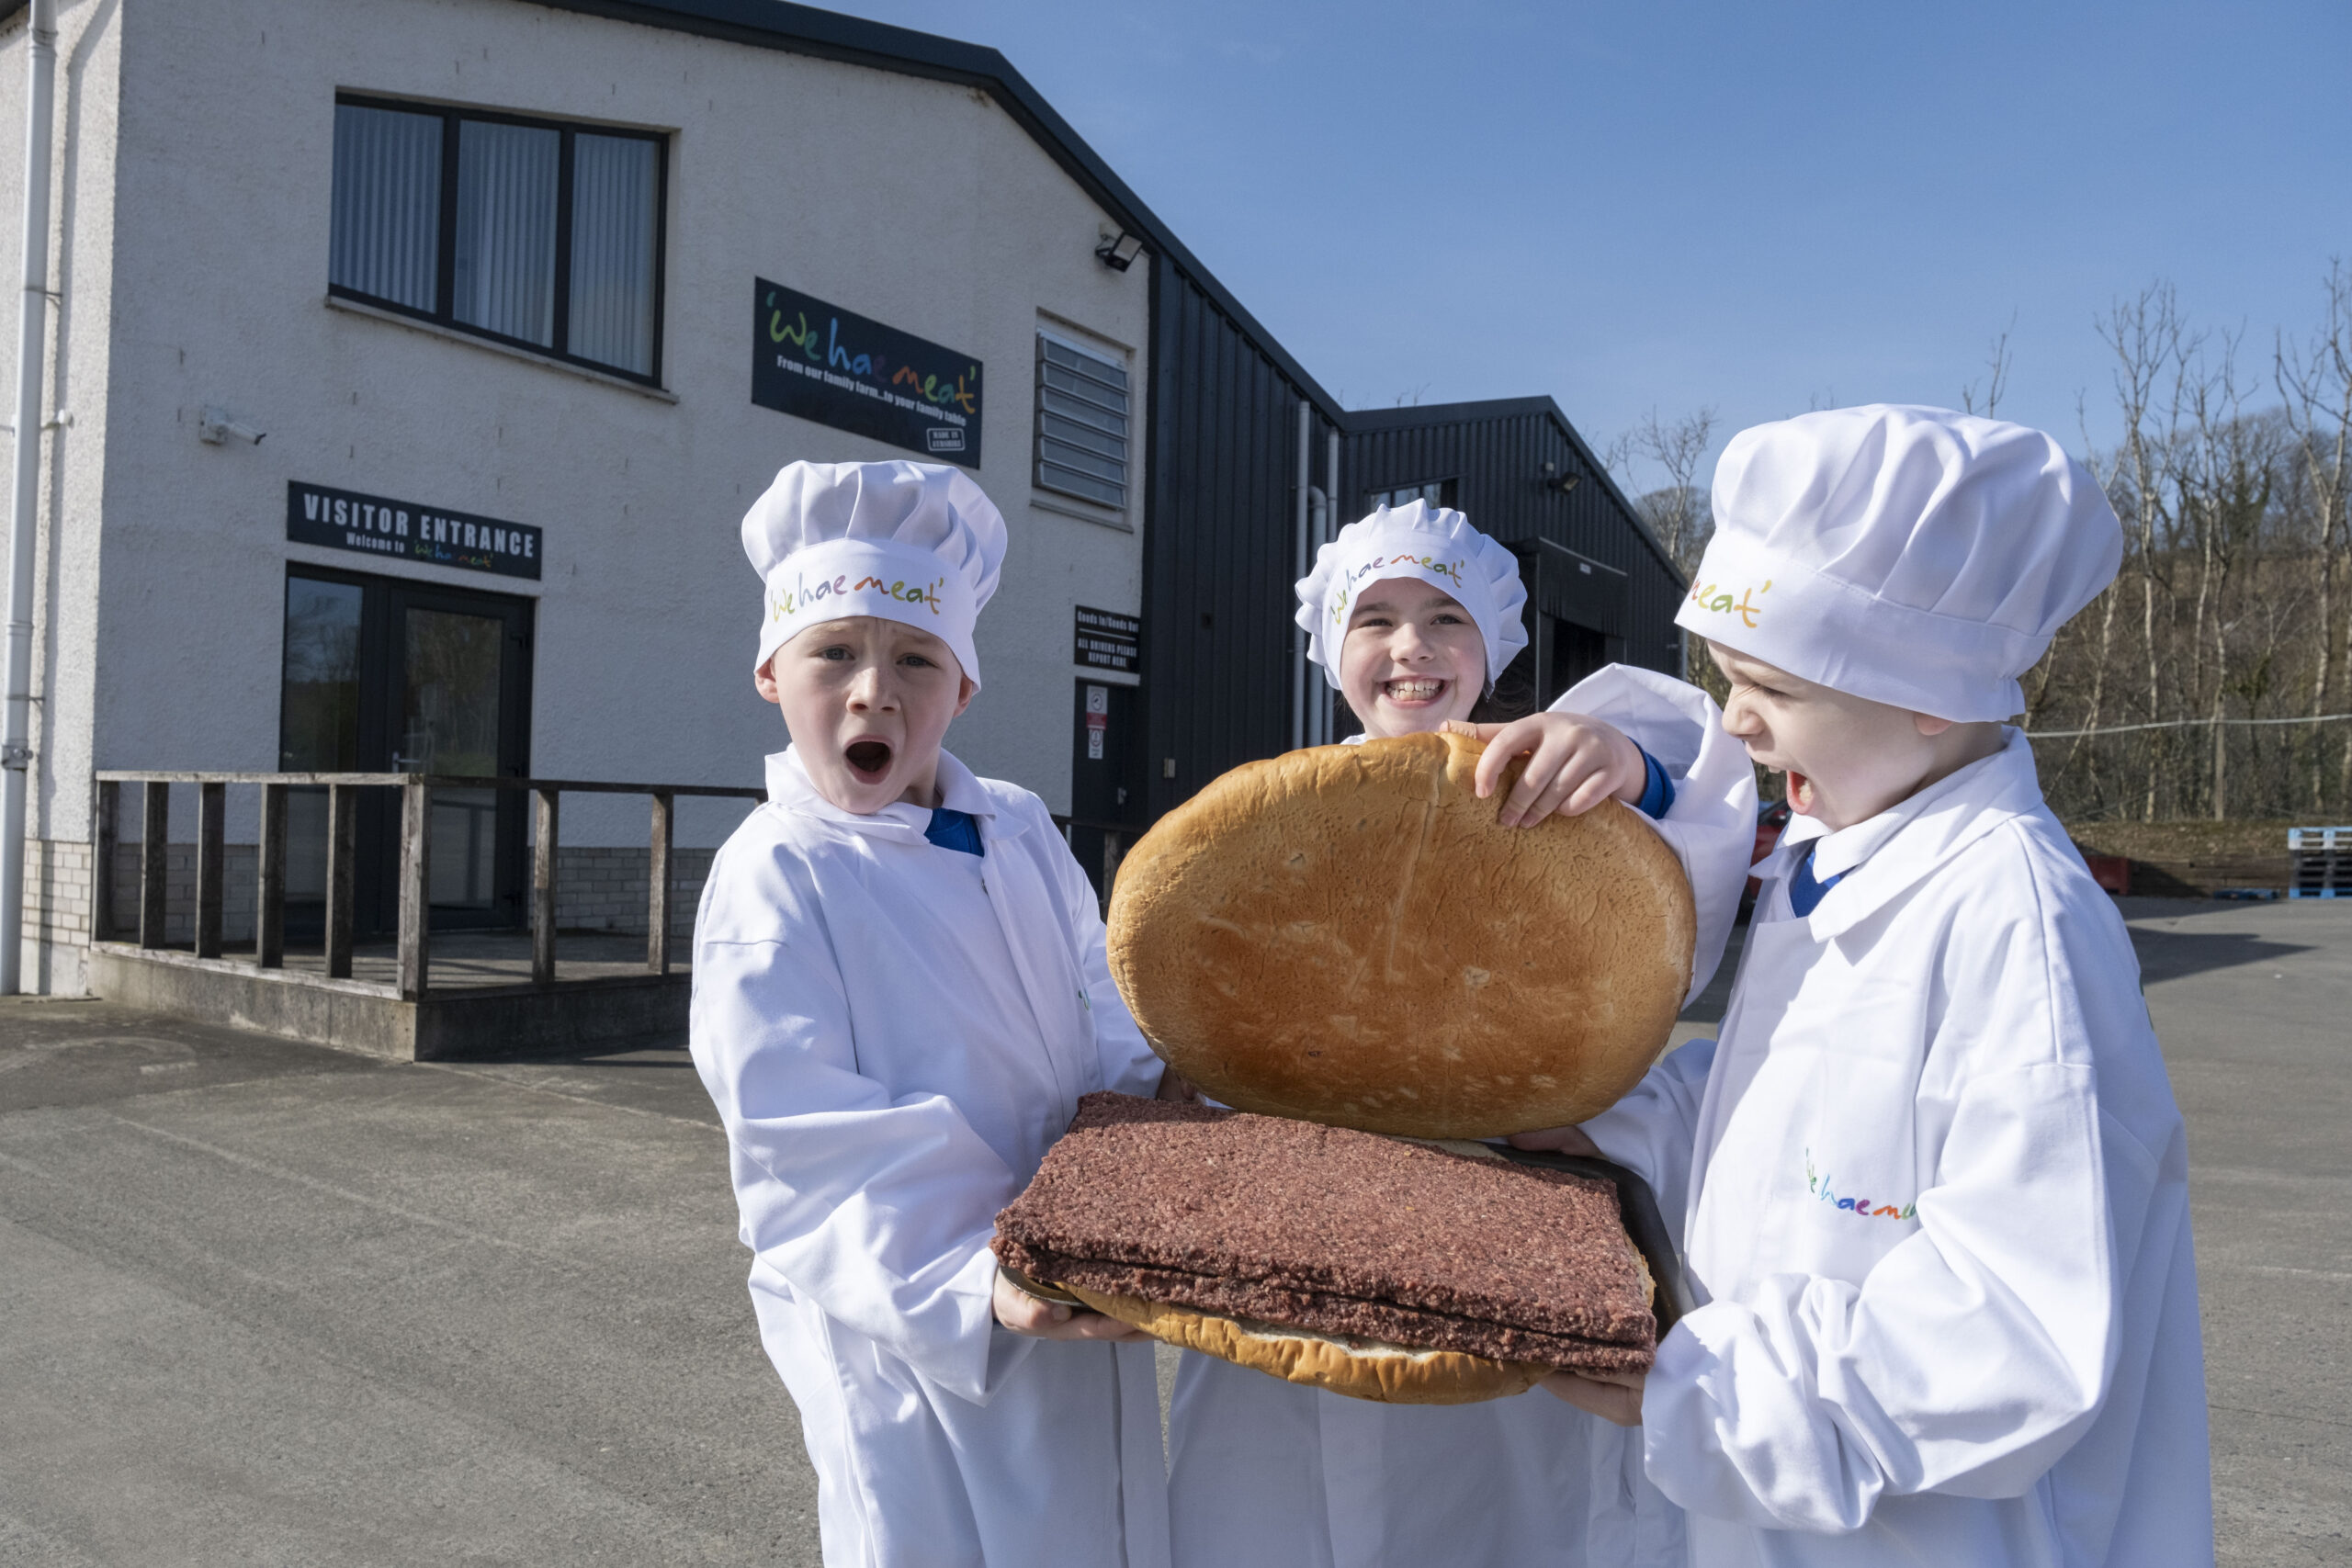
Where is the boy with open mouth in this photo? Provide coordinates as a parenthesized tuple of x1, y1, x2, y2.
(689, 460, 1177, 1568)
(1529, 406, 2213, 1567)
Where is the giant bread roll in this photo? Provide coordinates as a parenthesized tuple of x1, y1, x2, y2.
(1107, 729, 1694, 1138)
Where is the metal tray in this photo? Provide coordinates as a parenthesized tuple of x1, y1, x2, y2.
(1490, 1146, 1696, 1337)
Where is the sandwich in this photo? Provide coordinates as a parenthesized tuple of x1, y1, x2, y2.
(993, 1092, 1659, 1404)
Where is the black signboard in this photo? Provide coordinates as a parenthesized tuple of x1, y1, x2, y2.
(752, 279, 983, 465)
(1075, 605, 1140, 674)
(287, 481, 541, 581)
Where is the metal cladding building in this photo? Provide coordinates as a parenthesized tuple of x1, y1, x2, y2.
(0, 0, 1682, 999)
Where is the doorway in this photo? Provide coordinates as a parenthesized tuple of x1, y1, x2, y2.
(279, 565, 535, 937)
(1069, 679, 1145, 902)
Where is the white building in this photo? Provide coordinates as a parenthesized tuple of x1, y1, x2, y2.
(0, 0, 1682, 1010)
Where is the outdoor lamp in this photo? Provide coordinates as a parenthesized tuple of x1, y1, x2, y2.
(1094, 229, 1146, 271)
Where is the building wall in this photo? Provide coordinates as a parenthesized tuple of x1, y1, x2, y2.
(1141, 255, 1342, 817)
(1345, 402, 1686, 676)
(83, 0, 1148, 863)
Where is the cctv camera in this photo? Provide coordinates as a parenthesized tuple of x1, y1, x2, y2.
(198, 406, 266, 446)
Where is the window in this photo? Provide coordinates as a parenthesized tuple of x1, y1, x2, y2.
(1366, 479, 1457, 512)
(330, 96, 666, 383)
(1035, 333, 1130, 509)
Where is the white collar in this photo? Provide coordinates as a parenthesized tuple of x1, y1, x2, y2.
(763, 744, 1009, 842)
(1755, 728, 2042, 934)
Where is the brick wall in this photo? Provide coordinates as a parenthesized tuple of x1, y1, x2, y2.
(549, 846, 715, 935)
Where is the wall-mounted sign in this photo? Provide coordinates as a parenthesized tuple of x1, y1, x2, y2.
(287, 481, 542, 581)
(752, 279, 983, 465)
(1075, 605, 1140, 673)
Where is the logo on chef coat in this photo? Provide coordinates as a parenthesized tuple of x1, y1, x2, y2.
(1804, 1147, 1916, 1222)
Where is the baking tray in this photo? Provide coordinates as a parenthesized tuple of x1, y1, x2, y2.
(1490, 1146, 1696, 1337)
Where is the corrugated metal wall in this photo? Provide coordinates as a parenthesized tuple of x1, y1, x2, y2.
(1345, 401, 1686, 675)
(1140, 254, 1342, 817)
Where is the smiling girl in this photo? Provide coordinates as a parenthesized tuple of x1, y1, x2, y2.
(1161, 499, 1758, 1568)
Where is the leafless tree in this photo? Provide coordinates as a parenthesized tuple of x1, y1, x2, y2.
(1606, 406, 1719, 575)
(1961, 314, 2017, 417)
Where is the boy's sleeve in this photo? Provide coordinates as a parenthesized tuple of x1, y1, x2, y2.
(1578, 1034, 1715, 1227)
(1554, 664, 1758, 1007)
(689, 854, 1031, 1405)
(1048, 822, 1165, 1099)
(1637, 864, 2171, 1530)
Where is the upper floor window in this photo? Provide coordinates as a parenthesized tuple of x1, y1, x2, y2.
(1367, 479, 1457, 512)
(330, 96, 666, 384)
(1035, 333, 1130, 510)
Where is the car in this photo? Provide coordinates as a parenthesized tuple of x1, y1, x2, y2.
(1746, 797, 1792, 904)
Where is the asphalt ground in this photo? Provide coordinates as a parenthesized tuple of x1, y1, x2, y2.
(0, 895, 2346, 1565)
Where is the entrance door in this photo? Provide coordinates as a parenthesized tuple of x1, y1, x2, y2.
(279, 565, 534, 936)
(1069, 679, 1145, 902)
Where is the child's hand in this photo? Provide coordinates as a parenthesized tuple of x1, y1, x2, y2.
(991, 1269, 1154, 1342)
(1540, 1366, 1645, 1427)
(1507, 1124, 1603, 1158)
(1443, 715, 1646, 829)
(1154, 1066, 1202, 1103)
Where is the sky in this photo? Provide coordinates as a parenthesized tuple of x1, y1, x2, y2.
(813, 0, 2352, 495)
(818, 0, 2352, 494)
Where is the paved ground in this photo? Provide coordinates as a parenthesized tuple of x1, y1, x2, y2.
(0, 896, 2346, 1564)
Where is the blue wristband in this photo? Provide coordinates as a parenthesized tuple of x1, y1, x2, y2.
(1634, 748, 1676, 820)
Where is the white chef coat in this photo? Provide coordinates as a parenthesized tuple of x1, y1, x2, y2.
(690, 746, 1171, 1568)
(1585, 729, 2212, 1566)
(1166, 665, 1757, 1568)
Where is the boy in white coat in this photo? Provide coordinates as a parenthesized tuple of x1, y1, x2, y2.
(690, 461, 1171, 1568)
(1529, 406, 2214, 1566)
(1163, 500, 1757, 1567)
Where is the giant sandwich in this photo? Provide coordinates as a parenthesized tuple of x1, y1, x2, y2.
(994, 729, 1697, 1403)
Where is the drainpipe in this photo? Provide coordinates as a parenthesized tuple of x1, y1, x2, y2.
(2, 0, 58, 993)
(1292, 400, 1310, 752)
(1322, 426, 1340, 745)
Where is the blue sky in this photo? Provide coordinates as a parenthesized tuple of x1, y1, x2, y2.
(826, 1, 2351, 491)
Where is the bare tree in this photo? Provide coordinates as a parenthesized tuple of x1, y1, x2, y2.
(1961, 314, 2017, 417)
(1607, 406, 1719, 575)
(2277, 258, 2352, 806)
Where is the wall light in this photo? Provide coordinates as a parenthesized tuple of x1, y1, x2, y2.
(1094, 229, 1146, 271)
(1541, 460, 1578, 494)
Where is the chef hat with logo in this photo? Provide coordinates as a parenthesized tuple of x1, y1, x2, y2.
(743, 459, 1007, 688)
(1678, 404, 2123, 722)
(1295, 500, 1528, 690)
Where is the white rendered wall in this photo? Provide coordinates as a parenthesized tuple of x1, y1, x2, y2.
(79, 0, 1148, 878)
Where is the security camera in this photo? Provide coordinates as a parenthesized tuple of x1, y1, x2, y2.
(198, 406, 266, 446)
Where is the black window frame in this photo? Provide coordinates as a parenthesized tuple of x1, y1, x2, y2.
(329, 93, 670, 388)
(1365, 479, 1459, 512)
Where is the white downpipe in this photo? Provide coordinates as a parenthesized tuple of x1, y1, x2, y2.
(2, 0, 58, 993)
(1321, 427, 1340, 745)
(1291, 400, 1310, 752)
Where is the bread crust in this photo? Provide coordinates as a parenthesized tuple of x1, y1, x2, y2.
(1061, 1283, 1550, 1404)
(1107, 730, 1696, 1137)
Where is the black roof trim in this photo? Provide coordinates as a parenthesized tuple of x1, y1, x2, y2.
(1345, 395, 1684, 587)
(520, 0, 1343, 418)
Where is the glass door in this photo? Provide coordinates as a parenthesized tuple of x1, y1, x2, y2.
(278, 566, 534, 937)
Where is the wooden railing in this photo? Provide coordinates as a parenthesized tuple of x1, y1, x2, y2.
(91, 773, 766, 1000)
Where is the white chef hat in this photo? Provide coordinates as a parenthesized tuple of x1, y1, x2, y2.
(1294, 500, 1528, 689)
(1678, 404, 2122, 722)
(742, 459, 1007, 688)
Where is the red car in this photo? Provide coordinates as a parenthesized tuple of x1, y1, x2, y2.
(1746, 798, 1792, 904)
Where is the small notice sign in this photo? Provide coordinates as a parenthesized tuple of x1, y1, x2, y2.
(752, 279, 983, 465)
(1075, 605, 1140, 673)
(287, 481, 541, 581)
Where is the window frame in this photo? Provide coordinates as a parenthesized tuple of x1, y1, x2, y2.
(1365, 479, 1459, 513)
(1033, 329, 1133, 513)
(329, 93, 670, 387)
